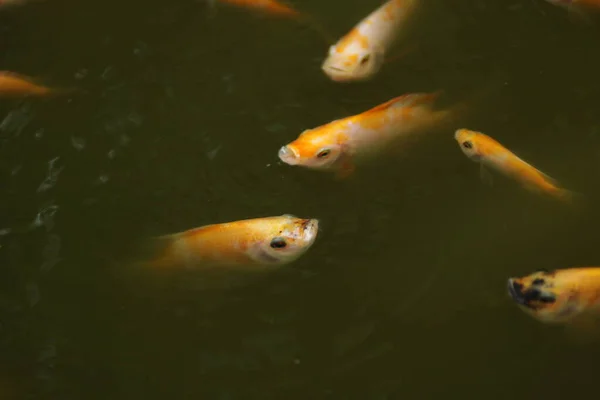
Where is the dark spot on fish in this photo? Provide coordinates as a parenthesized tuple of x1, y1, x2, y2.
(532, 278, 545, 285)
(538, 293, 555, 303)
(360, 54, 370, 65)
(270, 237, 287, 249)
(535, 268, 549, 274)
(462, 141, 472, 149)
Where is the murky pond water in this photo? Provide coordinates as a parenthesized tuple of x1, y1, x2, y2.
(2, 0, 600, 398)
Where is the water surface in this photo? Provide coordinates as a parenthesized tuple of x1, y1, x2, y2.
(2, 0, 600, 398)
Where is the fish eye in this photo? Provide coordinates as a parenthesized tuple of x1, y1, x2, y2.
(317, 149, 331, 158)
(462, 141, 473, 149)
(270, 237, 287, 249)
(360, 54, 371, 65)
(532, 278, 545, 285)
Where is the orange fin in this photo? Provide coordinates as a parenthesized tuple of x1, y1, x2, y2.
(365, 91, 442, 114)
(335, 159, 355, 179)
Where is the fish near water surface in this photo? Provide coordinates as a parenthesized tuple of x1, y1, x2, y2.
(454, 129, 576, 203)
(279, 91, 464, 178)
(508, 268, 600, 330)
(215, 0, 301, 18)
(322, 0, 420, 82)
(0, 71, 76, 98)
(143, 215, 319, 271)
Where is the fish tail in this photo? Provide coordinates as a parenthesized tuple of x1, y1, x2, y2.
(550, 187, 586, 207)
(130, 232, 193, 269)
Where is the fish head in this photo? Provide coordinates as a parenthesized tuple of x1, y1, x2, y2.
(321, 43, 384, 82)
(250, 215, 319, 265)
(454, 129, 484, 162)
(507, 269, 584, 324)
(278, 126, 346, 171)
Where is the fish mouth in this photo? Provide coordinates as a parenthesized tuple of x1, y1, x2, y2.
(507, 279, 527, 306)
(278, 145, 299, 165)
(507, 278, 556, 310)
(321, 63, 354, 82)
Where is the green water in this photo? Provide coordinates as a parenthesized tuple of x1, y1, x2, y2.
(2, 0, 600, 398)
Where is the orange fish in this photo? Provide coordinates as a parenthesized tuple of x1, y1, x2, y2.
(144, 215, 319, 271)
(216, 0, 301, 18)
(508, 267, 600, 327)
(0, 71, 75, 98)
(454, 129, 576, 203)
(278, 91, 462, 178)
(321, 0, 420, 82)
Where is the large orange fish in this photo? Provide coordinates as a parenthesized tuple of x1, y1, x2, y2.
(508, 267, 600, 326)
(145, 214, 319, 271)
(454, 129, 576, 203)
(321, 0, 420, 82)
(0, 71, 75, 98)
(278, 91, 462, 178)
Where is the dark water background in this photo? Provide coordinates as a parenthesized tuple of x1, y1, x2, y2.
(2, 0, 600, 398)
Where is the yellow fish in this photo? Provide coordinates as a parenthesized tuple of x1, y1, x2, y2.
(454, 129, 576, 203)
(145, 214, 319, 270)
(279, 91, 463, 178)
(321, 0, 420, 82)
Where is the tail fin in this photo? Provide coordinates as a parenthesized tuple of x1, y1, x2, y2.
(551, 187, 587, 208)
(129, 232, 193, 270)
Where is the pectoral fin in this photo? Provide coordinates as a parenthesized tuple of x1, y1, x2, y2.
(479, 164, 494, 186)
(335, 159, 355, 179)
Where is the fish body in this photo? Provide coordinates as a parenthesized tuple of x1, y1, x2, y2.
(321, 0, 419, 82)
(508, 267, 600, 324)
(454, 129, 574, 202)
(146, 215, 319, 270)
(279, 92, 457, 178)
(216, 0, 300, 18)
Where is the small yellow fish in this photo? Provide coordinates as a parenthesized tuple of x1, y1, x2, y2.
(279, 91, 462, 178)
(508, 267, 600, 325)
(454, 129, 576, 203)
(0, 71, 75, 98)
(321, 0, 420, 82)
(145, 214, 319, 270)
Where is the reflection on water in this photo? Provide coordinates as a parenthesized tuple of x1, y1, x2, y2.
(2, 0, 600, 398)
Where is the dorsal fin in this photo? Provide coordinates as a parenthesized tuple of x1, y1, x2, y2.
(365, 91, 442, 114)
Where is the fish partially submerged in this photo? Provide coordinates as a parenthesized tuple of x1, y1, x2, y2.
(322, 0, 420, 82)
(0, 71, 77, 98)
(215, 0, 301, 18)
(508, 268, 600, 335)
(211, 0, 333, 42)
(454, 129, 576, 203)
(279, 91, 464, 178)
(144, 214, 319, 271)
